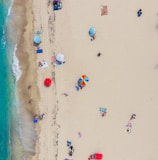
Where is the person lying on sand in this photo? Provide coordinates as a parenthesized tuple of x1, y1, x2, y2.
(126, 121, 132, 133)
(68, 146, 74, 156)
(91, 35, 96, 41)
(39, 61, 43, 67)
(27, 85, 32, 90)
(39, 113, 45, 120)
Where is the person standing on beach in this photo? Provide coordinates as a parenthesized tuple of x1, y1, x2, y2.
(28, 97, 33, 104)
(137, 9, 142, 17)
(130, 114, 136, 120)
(97, 53, 102, 57)
(62, 93, 68, 97)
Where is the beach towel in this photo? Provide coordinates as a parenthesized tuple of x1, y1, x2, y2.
(99, 107, 107, 113)
(101, 5, 108, 16)
(39, 61, 48, 68)
(75, 86, 80, 91)
(36, 49, 43, 54)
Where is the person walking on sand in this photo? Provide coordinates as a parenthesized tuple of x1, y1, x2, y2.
(28, 97, 33, 104)
(27, 85, 32, 90)
(78, 132, 82, 138)
(62, 93, 68, 97)
(97, 53, 102, 57)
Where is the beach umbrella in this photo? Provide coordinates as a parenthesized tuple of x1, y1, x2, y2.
(95, 153, 103, 160)
(78, 75, 89, 88)
(55, 53, 65, 63)
(34, 35, 41, 44)
(44, 78, 52, 87)
(89, 27, 96, 36)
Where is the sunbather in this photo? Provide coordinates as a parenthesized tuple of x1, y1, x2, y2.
(68, 146, 74, 156)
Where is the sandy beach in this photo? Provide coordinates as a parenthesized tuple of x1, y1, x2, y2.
(15, 0, 158, 159)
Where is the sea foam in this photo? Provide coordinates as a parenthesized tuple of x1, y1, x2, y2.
(7, 0, 14, 17)
(12, 44, 21, 82)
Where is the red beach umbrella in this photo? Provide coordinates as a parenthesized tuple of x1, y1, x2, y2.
(44, 78, 52, 87)
(95, 153, 103, 160)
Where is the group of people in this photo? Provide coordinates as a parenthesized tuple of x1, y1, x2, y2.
(67, 141, 75, 156)
(126, 114, 136, 133)
(33, 113, 45, 123)
(53, 0, 62, 10)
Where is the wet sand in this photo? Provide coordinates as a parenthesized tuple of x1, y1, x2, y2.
(10, 0, 40, 159)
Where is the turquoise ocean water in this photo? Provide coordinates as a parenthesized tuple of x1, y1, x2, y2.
(0, 0, 12, 159)
(0, 0, 22, 159)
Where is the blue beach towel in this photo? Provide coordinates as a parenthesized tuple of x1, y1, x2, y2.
(67, 141, 71, 146)
(75, 86, 80, 91)
(36, 49, 43, 54)
(99, 107, 107, 113)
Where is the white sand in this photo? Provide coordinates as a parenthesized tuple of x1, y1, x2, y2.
(32, 0, 158, 160)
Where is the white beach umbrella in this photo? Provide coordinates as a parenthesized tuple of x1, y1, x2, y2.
(55, 53, 65, 62)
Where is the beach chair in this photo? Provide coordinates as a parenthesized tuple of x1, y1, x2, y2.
(101, 5, 108, 16)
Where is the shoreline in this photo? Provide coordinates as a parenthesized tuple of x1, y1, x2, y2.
(11, 0, 40, 159)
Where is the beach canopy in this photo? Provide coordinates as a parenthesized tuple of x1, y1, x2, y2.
(44, 78, 52, 87)
(89, 27, 96, 36)
(95, 153, 103, 160)
(55, 53, 65, 63)
(78, 75, 89, 89)
(34, 35, 41, 44)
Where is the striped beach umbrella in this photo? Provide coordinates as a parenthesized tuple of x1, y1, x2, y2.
(78, 75, 89, 89)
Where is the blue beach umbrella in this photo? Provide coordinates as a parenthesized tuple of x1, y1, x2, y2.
(34, 35, 41, 44)
(89, 27, 96, 36)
